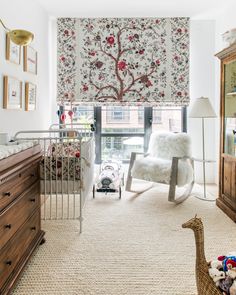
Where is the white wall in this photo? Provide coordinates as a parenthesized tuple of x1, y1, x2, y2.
(215, 5, 236, 52)
(189, 20, 216, 183)
(49, 18, 58, 125)
(0, 0, 50, 138)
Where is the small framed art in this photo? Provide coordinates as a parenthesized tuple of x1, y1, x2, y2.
(25, 82, 37, 111)
(24, 46, 37, 74)
(3, 76, 22, 110)
(6, 33, 21, 65)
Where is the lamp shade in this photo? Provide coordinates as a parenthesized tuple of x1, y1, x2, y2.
(188, 97, 217, 118)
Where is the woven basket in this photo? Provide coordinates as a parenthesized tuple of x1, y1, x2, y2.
(182, 216, 223, 295)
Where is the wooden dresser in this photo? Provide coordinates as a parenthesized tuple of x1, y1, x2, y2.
(0, 145, 45, 295)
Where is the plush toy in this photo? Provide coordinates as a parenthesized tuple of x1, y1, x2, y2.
(227, 264, 236, 280)
(209, 268, 226, 286)
(210, 259, 223, 270)
(219, 276, 234, 294)
(230, 281, 236, 295)
(218, 255, 236, 272)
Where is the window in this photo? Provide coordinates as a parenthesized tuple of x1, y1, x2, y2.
(63, 105, 94, 125)
(99, 106, 145, 162)
(97, 106, 185, 162)
(73, 106, 94, 123)
(101, 136, 143, 161)
(104, 137, 111, 149)
(58, 105, 186, 163)
(152, 107, 182, 133)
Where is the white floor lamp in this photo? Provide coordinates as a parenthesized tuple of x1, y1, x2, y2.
(188, 97, 217, 200)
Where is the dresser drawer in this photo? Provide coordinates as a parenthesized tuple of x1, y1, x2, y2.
(0, 164, 38, 210)
(0, 210, 40, 289)
(0, 181, 39, 249)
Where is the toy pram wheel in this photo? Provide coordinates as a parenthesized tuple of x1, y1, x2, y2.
(93, 184, 95, 198)
(119, 186, 121, 199)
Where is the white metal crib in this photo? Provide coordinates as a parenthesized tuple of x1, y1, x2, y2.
(14, 126, 94, 233)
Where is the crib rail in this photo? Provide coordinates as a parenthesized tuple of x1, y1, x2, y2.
(14, 128, 94, 233)
(49, 123, 95, 133)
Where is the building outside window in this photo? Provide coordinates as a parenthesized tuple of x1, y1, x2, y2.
(152, 107, 182, 133)
(106, 106, 130, 123)
(138, 107, 144, 124)
(73, 106, 94, 123)
(152, 109, 162, 124)
(63, 105, 94, 125)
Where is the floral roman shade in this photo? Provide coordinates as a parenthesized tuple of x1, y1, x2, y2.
(57, 17, 189, 106)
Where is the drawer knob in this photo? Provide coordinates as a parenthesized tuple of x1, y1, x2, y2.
(30, 198, 36, 202)
(31, 226, 36, 231)
(4, 192, 11, 197)
(5, 224, 12, 229)
(31, 173, 35, 177)
(5, 260, 12, 266)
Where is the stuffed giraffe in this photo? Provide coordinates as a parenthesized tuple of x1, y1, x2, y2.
(182, 216, 223, 295)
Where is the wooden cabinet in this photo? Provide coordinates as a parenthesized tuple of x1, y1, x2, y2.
(216, 44, 236, 222)
(0, 145, 45, 294)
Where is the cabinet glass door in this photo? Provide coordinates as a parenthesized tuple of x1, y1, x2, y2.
(224, 59, 236, 156)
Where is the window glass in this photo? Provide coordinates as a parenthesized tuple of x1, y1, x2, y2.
(102, 106, 144, 133)
(152, 107, 182, 132)
(101, 106, 144, 161)
(102, 136, 144, 161)
(224, 60, 236, 156)
(106, 106, 130, 122)
(63, 105, 94, 124)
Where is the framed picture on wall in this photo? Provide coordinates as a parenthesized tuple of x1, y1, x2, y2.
(3, 76, 22, 110)
(24, 46, 37, 74)
(6, 33, 21, 65)
(25, 82, 37, 111)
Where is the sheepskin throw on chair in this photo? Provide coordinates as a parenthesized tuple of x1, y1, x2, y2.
(57, 17, 190, 106)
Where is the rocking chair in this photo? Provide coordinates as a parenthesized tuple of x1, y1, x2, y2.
(125, 132, 194, 204)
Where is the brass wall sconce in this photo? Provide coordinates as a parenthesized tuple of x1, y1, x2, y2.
(0, 19, 34, 46)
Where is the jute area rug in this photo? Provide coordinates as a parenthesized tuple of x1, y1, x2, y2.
(12, 183, 236, 295)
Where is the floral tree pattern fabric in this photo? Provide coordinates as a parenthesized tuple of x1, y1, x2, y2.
(57, 18, 189, 106)
(40, 142, 81, 180)
(57, 18, 77, 105)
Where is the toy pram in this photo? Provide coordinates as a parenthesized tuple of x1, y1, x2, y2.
(93, 160, 124, 199)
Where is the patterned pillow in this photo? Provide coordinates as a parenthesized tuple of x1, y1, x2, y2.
(47, 142, 80, 157)
(40, 157, 80, 180)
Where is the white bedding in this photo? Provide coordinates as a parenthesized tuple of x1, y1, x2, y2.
(0, 141, 36, 160)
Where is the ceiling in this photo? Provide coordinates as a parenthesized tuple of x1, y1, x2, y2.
(36, 0, 232, 19)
